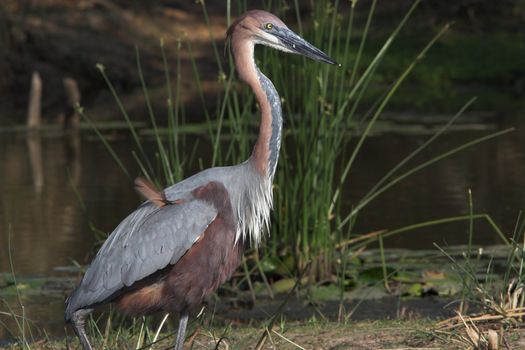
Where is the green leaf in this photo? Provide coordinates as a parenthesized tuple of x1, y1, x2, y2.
(404, 283, 423, 297)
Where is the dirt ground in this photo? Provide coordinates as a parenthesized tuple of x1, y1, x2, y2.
(226, 321, 525, 350)
(3, 320, 524, 349)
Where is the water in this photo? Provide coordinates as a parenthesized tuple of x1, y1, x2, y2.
(0, 116, 524, 340)
(1, 118, 525, 275)
(346, 117, 525, 247)
(1, 132, 141, 276)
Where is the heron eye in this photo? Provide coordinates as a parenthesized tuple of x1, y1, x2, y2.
(265, 23, 273, 30)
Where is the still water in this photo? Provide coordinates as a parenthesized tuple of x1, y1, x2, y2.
(1, 118, 525, 277)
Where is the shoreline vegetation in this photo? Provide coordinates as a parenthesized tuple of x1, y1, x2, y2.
(1, 0, 524, 349)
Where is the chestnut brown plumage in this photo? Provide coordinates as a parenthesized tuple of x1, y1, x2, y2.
(65, 9, 337, 350)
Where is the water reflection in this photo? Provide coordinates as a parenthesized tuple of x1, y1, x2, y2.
(63, 131, 82, 188)
(26, 132, 44, 194)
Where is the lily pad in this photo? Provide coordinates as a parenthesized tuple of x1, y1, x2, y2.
(393, 271, 420, 283)
(309, 284, 342, 301)
(0, 277, 48, 297)
(259, 257, 279, 273)
(359, 266, 396, 284)
(259, 255, 294, 276)
(271, 278, 297, 294)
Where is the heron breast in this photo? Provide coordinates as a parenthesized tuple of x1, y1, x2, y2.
(162, 211, 242, 313)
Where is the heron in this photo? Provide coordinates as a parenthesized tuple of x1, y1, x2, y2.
(65, 9, 337, 350)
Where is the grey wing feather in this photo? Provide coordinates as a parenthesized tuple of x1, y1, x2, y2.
(65, 196, 217, 319)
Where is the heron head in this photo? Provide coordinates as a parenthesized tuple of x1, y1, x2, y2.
(227, 10, 338, 65)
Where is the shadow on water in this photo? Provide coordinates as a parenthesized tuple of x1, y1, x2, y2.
(0, 114, 524, 339)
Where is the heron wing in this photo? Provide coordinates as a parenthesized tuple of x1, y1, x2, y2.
(65, 194, 217, 316)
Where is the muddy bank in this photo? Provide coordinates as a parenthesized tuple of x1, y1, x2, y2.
(213, 295, 456, 323)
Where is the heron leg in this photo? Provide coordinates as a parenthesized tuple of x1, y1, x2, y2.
(71, 309, 94, 350)
(174, 312, 189, 350)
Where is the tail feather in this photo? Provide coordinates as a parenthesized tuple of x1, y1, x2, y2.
(134, 177, 168, 207)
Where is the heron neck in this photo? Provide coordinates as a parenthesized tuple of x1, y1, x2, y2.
(234, 41, 282, 178)
(252, 69, 282, 178)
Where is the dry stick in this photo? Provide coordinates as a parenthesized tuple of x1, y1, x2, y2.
(212, 325, 231, 350)
(27, 71, 42, 128)
(267, 328, 276, 349)
(503, 334, 511, 350)
(315, 229, 386, 265)
(136, 333, 173, 350)
(487, 329, 498, 350)
(186, 326, 200, 349)
(437, 308, 525, 330)
(254, 261, 313, 350)
(334, 229, 387, 249)
(458, 312, 482, 346)
(63, 77, 81, 129)
(152, 313, 170, 346)
(271, 329, 306, 350)
(213, 336, 229, 350)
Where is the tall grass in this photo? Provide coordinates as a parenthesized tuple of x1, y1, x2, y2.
(439, 212, 525, 315)
(1, 227, 34, 349)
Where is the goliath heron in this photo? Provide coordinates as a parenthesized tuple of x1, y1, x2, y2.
(65, 10, 337, 350)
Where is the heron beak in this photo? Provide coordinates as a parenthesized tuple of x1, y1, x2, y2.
(275, 28, 338, 65)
